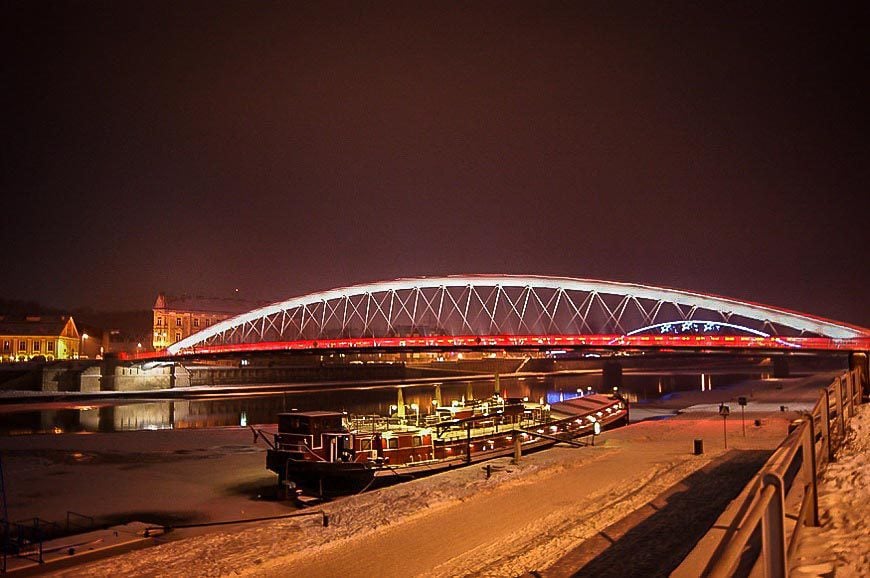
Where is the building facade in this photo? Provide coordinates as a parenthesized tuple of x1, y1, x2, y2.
(0, 316, 81, 362)
(152, 293, 266, 350)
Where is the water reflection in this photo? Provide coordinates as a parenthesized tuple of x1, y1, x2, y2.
(0, 373, 760, 435)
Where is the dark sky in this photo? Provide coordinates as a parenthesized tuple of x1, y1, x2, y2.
(2, 1, 868, 326)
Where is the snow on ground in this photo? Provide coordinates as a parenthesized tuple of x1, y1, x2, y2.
(48, 410, 797, 578)
(1, 372, 847, 578)
(792, 403, 870, 577)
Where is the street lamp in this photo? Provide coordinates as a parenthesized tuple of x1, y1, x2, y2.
(410, 403, 419, 427)
(80, 333, 88, 359)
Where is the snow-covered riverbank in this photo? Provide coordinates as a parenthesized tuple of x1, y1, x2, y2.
(2, 371, 855, 577)
(792, 403, 870, 576)
(46, 408, 800, 577)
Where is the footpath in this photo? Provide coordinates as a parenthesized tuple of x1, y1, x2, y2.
(280, 417, 783, 578)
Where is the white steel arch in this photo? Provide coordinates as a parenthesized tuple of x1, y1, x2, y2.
(167, 275, 868, 354)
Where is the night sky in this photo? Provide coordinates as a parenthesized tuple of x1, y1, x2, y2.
(3, 2, 868, 326)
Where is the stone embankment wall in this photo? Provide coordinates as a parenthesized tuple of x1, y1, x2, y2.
(407, 357, 526, 375)
(101, 363, 177, 391)
(187, 363, 414, 386)
(1, 356, 544, 393)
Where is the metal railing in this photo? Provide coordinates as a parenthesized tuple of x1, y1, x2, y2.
(676, 367, 865, 577)
(1, 510, 97, 573)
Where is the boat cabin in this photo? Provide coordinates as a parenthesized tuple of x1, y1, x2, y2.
(278, 411, 345, 436)
(351, 430, 435, 464)
(275, 411, 353, 462)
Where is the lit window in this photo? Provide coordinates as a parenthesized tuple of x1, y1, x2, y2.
(412, 436, 422, 447)
(2, 340, 9, 351)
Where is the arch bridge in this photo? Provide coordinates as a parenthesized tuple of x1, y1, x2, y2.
(166, 275, 869, 357)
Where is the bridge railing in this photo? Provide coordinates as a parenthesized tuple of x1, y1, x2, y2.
(673, 367, 865, 577)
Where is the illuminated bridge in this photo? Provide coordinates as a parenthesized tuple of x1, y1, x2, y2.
(165, 275, 870, 357)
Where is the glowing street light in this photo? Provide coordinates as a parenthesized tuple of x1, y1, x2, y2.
(80, 333, 88, 359)
(410, 403, 419, 426)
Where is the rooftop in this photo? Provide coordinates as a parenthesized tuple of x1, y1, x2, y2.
(0, 315, 77, 337)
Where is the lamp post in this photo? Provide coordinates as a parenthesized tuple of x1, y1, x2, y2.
(410, 403, 419, 427)
(80, 333, 88, 359)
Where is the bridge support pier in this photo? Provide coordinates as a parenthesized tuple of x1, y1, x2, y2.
(170, 363, 191, 388)
(603, 362, 622, 392)
(772, 357, 790, 379)
(99, 358, 119, 391)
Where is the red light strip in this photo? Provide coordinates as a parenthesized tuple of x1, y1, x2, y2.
(119, 333, 870, 360)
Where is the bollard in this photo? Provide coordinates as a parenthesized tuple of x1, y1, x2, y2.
(512, 434, 522, 464)
(694, 439, 704, 455)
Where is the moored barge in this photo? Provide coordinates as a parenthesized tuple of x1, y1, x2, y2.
(263, 393, 628, 498)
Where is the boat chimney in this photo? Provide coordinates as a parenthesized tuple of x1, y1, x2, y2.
(396, 388, 406, 419)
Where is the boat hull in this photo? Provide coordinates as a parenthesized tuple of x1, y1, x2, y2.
(267, 451, 378, 497)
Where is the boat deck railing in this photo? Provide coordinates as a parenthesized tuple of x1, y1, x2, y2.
(348, 398, 624, 442)
(347, 412, 552, 440)
(348, 415, 422, 433)
(435, 417, 550, 442)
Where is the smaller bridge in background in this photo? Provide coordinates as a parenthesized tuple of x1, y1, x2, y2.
(143, 276, 869, 359)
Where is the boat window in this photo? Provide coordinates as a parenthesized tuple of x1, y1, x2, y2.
(387, 438, 399, 450)
(359, 438, 372, 451)
(279, 415, 309, 433)
(412, 436, 422, 447)
(323, 416, 343, 432)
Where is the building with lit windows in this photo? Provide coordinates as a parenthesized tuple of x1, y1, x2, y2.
(152, 293, 266, 350)
(0, 316, 81, 362)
